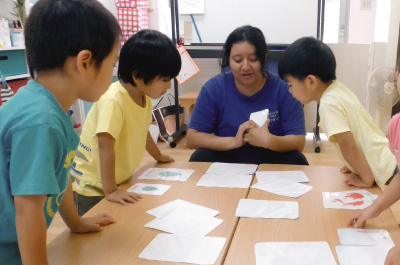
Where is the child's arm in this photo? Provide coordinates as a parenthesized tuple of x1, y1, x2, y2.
(59, 178, 116, 231)
(98, 132, 142, 205)
(336, 131, 375, 187)
(349, 172, 400, 227)
(385, 245, 400, 265)
(146, 131, 174, 163)
(14, 194, 49, 265)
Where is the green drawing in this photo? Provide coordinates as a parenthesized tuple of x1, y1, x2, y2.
(143, 186, 158, 191)
(159, 171, 181, 177)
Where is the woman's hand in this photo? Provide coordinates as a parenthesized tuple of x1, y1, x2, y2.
(106, 189, 143, 205)
(243, 119, 271, 148)
(233, 120, 256, 149)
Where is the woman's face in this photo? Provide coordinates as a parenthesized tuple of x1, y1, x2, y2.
(229, 41, 263, 90)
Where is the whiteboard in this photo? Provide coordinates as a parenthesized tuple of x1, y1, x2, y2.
(178, 0, 319, 44)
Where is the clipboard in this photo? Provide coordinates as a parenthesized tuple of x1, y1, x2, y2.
(176, 45, 200, 84)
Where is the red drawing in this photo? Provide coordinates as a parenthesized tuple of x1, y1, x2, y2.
(343, 201, 364, 206)
(345, 193, 364, 200)
(332, 199, 344, 203)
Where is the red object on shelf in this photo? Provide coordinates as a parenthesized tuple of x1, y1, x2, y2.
(0, 78, 28, 107)
(114, 0, 149, 46)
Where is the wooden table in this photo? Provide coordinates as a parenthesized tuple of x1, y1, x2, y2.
(47, 161, 251, 265)
(223, 164, 400, 265)
(178, 90, 199, 117)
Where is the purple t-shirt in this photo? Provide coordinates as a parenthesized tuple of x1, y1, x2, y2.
(189, 72, 306, 138)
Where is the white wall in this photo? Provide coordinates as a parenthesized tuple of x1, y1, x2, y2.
(178, 0, 318, 44)
(348, 0, 377, 44)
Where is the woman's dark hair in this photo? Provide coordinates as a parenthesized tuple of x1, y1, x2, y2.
(278, 37, 336, 82)
(221, 25, 269, 76)
(118, 30, 182, 86)
(25, 0, 121, 79)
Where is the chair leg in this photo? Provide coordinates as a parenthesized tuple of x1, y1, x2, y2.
(313, 104, 321, 153)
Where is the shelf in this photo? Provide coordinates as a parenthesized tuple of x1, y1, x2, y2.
(0, 74, 29, 81)
(0, 46, 25, 51)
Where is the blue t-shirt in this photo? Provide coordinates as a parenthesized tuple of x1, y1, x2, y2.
(189, 72, 305, 138)
(0, 80, 80, 264)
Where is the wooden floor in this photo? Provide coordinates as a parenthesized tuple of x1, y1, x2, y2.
(47, 133, 343, 243)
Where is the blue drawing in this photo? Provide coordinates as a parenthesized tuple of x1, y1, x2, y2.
(159, 171, 181, 177)
(143, 186, 158, 191)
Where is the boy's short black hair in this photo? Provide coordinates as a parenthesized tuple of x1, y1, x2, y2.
(25, 0, 121, 79)
(118, 30, 181, 86)
(278, 37, 336, 82)
(221, 25, 269, 75)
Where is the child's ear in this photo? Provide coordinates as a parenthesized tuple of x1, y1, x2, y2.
(306, 75, 318, 90)
(76, 50, 93, 72)
(131, 71, 142, 82)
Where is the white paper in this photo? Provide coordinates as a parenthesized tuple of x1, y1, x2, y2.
(338, 228, 395, 247)
(145, 208, 223, 236)
(176, 46, 200, 84)
(250, 109, 269, 127)
(236, 199, 299, 219)
(196, 173, 253, 188)
(255, 242, 337, 265)
(139, 233, 226, 264)
(127, 183, 170, 195)
(256, 171, 310, 183)
(206, 162, 258, 175)
(147, 199, 219, 218)
(336, 245, 390, 265)
(251, 178, 313, 198)
(178, 0, 205, 14)
(323, 190, 378, 209)
(138, 168, 195, 182)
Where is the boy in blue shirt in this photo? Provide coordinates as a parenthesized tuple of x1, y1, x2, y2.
(0, 0, 121, 264)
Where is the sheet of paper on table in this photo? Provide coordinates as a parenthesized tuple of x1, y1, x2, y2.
(127, 183, 170, 195)
(323, 190, 378, 209)
(206, 162, 258, 175)
(139, 233, 226, 265)
(251, 177, 313, 198)
(337, 228, 394, 246)
(147, 199, 219, 218)
(255, 241, 337, 265)
(236, 199, 299, 219)
(138, 168, 195, 181)
(196, 173, 253, 188)
(145, 208, 223, 236)
(256, 171, 310, 183)
(335, 245, 391, 265)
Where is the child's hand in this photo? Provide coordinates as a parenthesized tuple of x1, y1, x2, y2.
(155, 153, 175, 163)
(348, 205, 380, 228)
(106, 189, 143, 205)
(71, 213, 116, 233)
(340, 166, 352, 173)
(243, 119, 271, 148)
(385, 245, 400, 265)
(344, 173, 372, 188)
